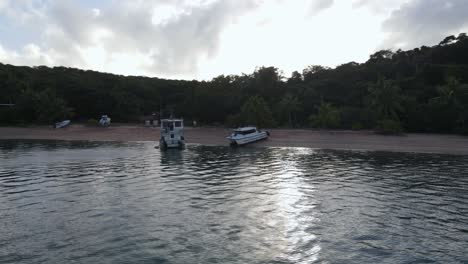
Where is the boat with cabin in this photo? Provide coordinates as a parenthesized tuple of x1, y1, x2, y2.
(226, 127, 269, 146)
(159, 119, 185, 150)
(99, 115, 111, 126)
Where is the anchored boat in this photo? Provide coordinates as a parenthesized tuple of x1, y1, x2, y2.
(99, 115, 111, 126)
(159, 119, 185, 150)
(226, 127, 269, 146)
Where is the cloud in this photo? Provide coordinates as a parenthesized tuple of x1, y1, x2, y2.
(308, 0, 334, 16)
(0, 45, 7, 60)
(0, 0, 260, 78)
(309, 0, 405, 16)
(2, 0, 468, 79)
(352, 0, 408, 14)
(0, 43, 53, 66)
(0, 0, 8, 11)
(381, 0, 468, 49)
(146, 0, 260, 75)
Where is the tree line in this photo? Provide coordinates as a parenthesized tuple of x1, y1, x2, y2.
(1, 33, 468, 134)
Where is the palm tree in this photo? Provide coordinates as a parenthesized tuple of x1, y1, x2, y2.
(309, 102, 340, 128)
(368, 77, 403, 121)
(241, 96, 275, 128)
(431, 77, 460, 107)
(430, 77, 468, 131)
(279, 94, 301, 127)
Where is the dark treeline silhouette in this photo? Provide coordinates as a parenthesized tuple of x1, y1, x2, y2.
(1, 33, 468, 133)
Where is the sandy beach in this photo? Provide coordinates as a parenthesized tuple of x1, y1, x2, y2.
(1, 124, 468, 155)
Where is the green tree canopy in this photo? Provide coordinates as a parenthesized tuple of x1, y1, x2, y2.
(241, 96, 275, 128)
(309, 102, 340, 129)
(2, 34, 468, 134)
(367, 77, 403, 121)
(278, 94, 301, 127)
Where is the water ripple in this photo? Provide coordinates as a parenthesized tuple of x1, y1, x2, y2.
(0, 141, 467, 263)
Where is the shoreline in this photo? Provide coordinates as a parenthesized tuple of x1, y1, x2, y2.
(1, 125, 468, 155)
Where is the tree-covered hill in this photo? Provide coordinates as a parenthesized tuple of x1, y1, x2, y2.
(1, 33, 468, 133)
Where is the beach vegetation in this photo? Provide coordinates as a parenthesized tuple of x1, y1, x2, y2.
(1, 34, 468, 134)
(277, 94, 301, 127)
(367, 77, 403, 121)
(375, 119, 403, 135)
(87, 118, 98, 126)
(309, 102, 340, 129)
(240, 96, 275, 128)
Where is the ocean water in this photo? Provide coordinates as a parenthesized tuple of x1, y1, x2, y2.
(1, 140, 467, 263)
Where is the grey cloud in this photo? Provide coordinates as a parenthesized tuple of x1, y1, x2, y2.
(0, 0, 260, 77)
(381, 0, 468, 49)
(93, 0, 260, 75)
(352, 0, 407, 14)
(147, 0, 259, 75)
(0, 0, 88, 68)
(308, 0, 334, 16)
(0, 0, 46, 25)
(0, 0, 8, 12)
(48, 1, 98, 46)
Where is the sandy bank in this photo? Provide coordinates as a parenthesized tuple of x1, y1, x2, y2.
(1, 125, 468, 155)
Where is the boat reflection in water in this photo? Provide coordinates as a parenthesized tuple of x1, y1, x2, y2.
(1, 142, 467, 263)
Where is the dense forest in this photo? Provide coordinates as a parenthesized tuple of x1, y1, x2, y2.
(1, 33, 468, 134)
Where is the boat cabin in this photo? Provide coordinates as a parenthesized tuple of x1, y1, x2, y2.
(161, 119, 184, 132)
(160, 119, 185, 149)
(99, 115, 111, 126)
(232, 127, 257, 136)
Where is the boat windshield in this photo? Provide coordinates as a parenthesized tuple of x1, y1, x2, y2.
(162, 122, 174, 131)
(162, 120, 182, 128)
(233, 129, 256, 135)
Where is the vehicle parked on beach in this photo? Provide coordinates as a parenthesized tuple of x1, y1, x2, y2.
(99, 115, 111, 126)
(226, 127, 269, 146)
(54, 120, 70, 129)
(159, 119, 185, 150)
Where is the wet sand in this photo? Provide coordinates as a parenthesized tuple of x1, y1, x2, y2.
(1, 124, 468, 155)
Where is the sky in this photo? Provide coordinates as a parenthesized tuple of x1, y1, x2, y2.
(0, 0, 467, 80)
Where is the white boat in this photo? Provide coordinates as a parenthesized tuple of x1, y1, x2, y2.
(159, 119, 185, 150)
(54, 120, 70, 129)
(226, 127, 269, 146)
(99, 115, 111, 126)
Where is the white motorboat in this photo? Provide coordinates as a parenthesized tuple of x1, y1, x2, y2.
(54, 120, 70, 129)
(159, 119, 185, 150)
(226, 127, 269, 146)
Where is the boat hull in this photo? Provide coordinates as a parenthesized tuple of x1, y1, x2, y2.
(160, 138, 185, 150)
(227, 131, 269, 146)
(159, 118, 185, 150)
(55, 120, 71, 129)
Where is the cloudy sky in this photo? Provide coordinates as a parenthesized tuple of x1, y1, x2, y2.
(0, 0, 467, 80)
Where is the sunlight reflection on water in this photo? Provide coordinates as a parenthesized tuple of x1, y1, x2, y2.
(0, 141, 467, 263)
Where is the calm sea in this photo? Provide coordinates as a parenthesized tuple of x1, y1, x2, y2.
(1, 141, 467, 263)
